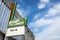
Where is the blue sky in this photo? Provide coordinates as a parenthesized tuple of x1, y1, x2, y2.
(12, 0, 60, 40)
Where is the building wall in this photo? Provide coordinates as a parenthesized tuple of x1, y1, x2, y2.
(12, 35, 25, 40)
(6, 26, 34, 40)
(25, 27, 34, 40)
(5, 35, 25, 40)
(8, 37, 15, 40)
(4, 37, 15, 40)
(0, 0, 10, 34)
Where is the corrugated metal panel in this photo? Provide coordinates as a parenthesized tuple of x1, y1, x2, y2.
(2, 5, 8, 33)
(3, 7, 10, 33)
(0, 2, 10, 34)
(0, 2, 2, 20)
(0, 3, 5, 22)
(0, 1, 2, 12)
(0, 0, 2, 6)
(0, 2, 2, 31)
(0, 2, 5, 31)
(0, 2, 4, 20)
(1, 4, 6, 33)
(0, 3, 6, 33)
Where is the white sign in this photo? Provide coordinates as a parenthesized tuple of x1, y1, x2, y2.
(6, 26, 25, 36)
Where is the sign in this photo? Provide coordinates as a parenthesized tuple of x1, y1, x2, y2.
(8, 17, 28, 28)
(6, 26, 25, 36)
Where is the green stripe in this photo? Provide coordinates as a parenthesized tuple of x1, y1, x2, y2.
(10, 3, 17, 21)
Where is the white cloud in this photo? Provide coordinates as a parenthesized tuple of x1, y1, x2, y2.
(17, 4, 30, 17)
(38, 3, 46, 9)
(17, 9, 30, 17)
(40, 0, 49, 3)
(33, 13, 41, 21)
(35, 17, 60, 40)
(45, 3, 60, 17)
(29, 3, 60, 40)
(38, 0, 50, 9)
(29, 18, 52, 28)
(34, 28, 39, 33)
(17, 4, 20, 8)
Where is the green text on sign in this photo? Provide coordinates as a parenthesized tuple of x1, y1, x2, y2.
(8, 17, 28, 28)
